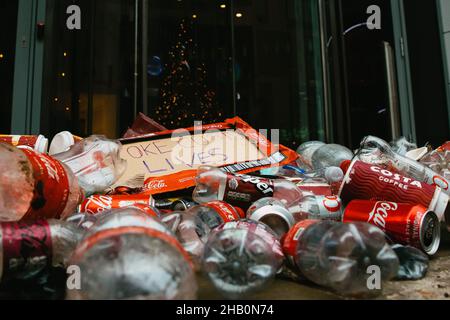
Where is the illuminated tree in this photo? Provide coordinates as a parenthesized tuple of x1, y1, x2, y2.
(155, 19, 223, 128)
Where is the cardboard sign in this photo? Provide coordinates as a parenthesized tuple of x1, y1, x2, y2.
(114, 117, 298, 195)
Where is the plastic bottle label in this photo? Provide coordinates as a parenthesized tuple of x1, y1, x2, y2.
(221, 174, 275, 210)
(0, 220, 52, 281)
(0, 135, 39, 149)
(72, 226, 193, 269)
(282, 220, 319, 262)
(204, 201, 240, 223)
(21, 149, 70, 220)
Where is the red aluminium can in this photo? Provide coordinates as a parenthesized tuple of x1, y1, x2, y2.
(343, 200, 440, 255)
(339, 159, 450, 224)
(79, 193, 155, 215)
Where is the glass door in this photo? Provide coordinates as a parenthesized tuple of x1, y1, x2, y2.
(0, 0, 19, 133)
(323, 0, 403, 149)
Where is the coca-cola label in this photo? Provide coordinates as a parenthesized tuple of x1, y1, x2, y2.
(317, 196, 343, 220)
(79, 194, 154, 215)
(339, 160, 437, 209)
(21, 149, 70, 220)
(221, 174, 274, 210)
(0, 135, 38, 149)
(204, 201, 240, 223)
(343, 200, 426, 248)
(1, 220, 52, 280)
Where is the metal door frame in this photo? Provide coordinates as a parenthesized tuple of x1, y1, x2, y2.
(11, 0, 46, 134)
(390, 0, 416, 142)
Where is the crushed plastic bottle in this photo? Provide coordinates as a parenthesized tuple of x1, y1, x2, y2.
(311, 144, 354, 170)
(283, 220, 399, 297)
(202, 220, 284, 299)
(357, 135, 450, 194)
(391, 244, 429, 280)
(53, 135, 127, 195)
(67, 228, 197, 300)
(390, 137, 418, 156)
(0, 143, 83, 221)
(67, 207, 197, 300)
(193, 165, 303, 212)
(0, 219, 82, 282)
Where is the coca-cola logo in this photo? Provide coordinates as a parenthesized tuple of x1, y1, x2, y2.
(146, 179, 167, 190)
(83, 195, 113, 214)
(367, 201, 398, 230)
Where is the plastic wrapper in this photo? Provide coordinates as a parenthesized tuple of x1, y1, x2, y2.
(391, 244, 429, 280)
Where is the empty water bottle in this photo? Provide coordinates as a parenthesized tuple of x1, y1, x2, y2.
(283, 220, 399, 297)
(193, 166, 303, 211)
(296, 141, 326, 169)
(311, 144, 354, 170)
(53, 135, 127, 195)
(202, 220, 284, 299)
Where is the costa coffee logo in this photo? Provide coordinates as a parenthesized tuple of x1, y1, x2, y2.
(368, 201, 398, 230)
(146, 179, 167, 190)
(370, 166, 422, 188)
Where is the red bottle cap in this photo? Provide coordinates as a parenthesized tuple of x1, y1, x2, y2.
(340, 160, 352, 174)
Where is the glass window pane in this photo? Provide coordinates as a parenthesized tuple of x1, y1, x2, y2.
(144, 0, 232, 129)
(42, 0, 136, 138)
(0, 0, 19, 133)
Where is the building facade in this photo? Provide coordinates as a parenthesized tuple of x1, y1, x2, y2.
(1, 0, 449, 149)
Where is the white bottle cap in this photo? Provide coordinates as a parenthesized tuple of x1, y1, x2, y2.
(35, 135, 49, 153)
(49, 131, 75, 155)
(324, 166, 344, 183)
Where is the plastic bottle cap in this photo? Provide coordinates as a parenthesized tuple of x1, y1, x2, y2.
(340, 160, 352, 174)
(35, 135, 49, 153)
(324, 167, 344, 182)
(49, 131, 75, 155)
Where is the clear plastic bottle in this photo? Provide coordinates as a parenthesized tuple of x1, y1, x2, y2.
(0, 219, 83, 282)
(293, 195, 344, 222)
(192, 165, 303, 211)
(188, 201, 243, 230)
(53, 135, 127, 195)
(284, 220, 399, 297)
(296, 141, 326, 169)
(67, 207, 197, 300)
(390, 137, 417, 156)
(357, 135, 450, 194)
(67, 228, 197, 300)
(311, 144, 354, 170)
(0, 143, 83, 222)
(202, 219, 284, 299)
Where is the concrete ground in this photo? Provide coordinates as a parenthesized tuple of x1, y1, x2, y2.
(198, 231, 450, 300)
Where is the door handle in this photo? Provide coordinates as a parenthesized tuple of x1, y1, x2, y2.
(383, 41, 401, 140)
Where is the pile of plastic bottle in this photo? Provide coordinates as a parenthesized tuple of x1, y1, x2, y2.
(0, 130, 448, 300)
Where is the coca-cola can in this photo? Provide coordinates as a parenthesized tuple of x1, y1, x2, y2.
(0, 134, 48, 153)
(339, 159, 450, 225)
(79, 193, 155, 215)
(343, 200, 440, 255)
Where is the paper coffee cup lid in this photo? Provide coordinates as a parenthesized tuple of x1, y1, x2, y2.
(35, 135, 49, 153)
